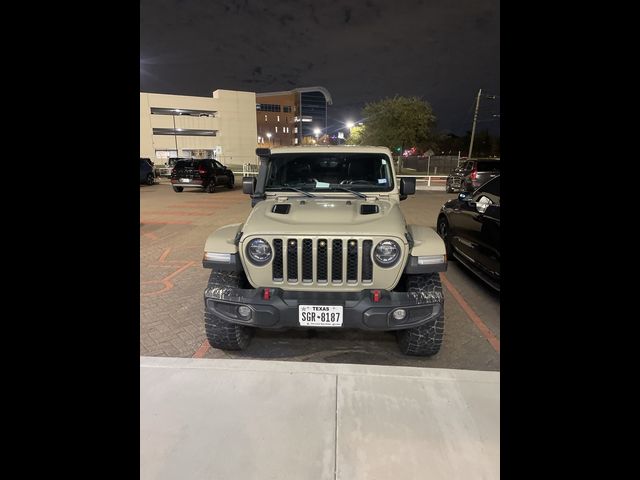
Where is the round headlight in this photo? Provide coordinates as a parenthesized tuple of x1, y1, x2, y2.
(246, 238, 272, 265)
(374, 239, 401, 267)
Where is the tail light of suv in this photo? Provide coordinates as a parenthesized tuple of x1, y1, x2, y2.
(198, 164, 207, 176)
(470, 168, 477, 181)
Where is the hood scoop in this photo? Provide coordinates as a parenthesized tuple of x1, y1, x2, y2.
(360, 204, 379, 215)
(272, 204, 291, 214)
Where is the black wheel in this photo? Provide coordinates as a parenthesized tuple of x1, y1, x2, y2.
(146, 173, 155, 185)
(446, 184, 453, 193)
(206, 181, 216, 193)
(227, 176, 234, 189)
(396, 273, 445, 356)
(172, 186, 184, 193)
(437, 216, 453, 258)
(204, 271, 254, 350)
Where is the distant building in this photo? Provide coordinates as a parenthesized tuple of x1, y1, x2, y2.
(140, 89, 257, 167)
(256, 86, 333, 147)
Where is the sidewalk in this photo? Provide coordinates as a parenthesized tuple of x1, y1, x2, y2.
(141, 357, 499, 480)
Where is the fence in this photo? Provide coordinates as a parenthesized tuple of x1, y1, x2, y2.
(396, 155, 461, 176)
(397, 175, 448, 189)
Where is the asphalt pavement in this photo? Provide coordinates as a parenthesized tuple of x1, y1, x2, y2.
(140, 181, 499, 371)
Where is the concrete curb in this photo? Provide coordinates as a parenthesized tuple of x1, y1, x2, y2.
(141, 357, 500, 480)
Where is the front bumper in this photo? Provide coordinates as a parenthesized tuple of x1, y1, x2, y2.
(204, 287, 443, 331)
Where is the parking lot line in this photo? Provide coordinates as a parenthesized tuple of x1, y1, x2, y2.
(159, 247, 172, 262)
(141, 261, 197, 297)
(440, 273, 500, 353)
(192, 340, 210, 358)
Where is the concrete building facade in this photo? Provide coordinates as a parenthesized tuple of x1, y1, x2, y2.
(140, 89, 257, 167)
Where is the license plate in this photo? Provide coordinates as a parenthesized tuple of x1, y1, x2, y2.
(299, 305, 343, 327)
(180, 178, 191, 183)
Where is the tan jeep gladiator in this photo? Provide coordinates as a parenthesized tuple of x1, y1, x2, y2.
(202, 146, 447, 355)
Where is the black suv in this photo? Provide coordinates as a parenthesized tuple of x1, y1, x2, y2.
(170, 159, 235, 193)
(437, 175, 500, 291)
(446, 158, 500, 193)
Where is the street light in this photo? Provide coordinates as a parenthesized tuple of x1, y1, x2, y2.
(313, 127, 321, 144)
(343, 121, 355, 145)
(266, 132, 272, 146)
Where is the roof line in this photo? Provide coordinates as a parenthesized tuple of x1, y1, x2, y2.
(256, 86, 333, 105)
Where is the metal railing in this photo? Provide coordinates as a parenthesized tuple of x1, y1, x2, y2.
(397, 175, 448, 187)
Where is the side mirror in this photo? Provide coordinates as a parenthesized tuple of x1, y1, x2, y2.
(399, 177, 416, 197)
(242, 176, 256, 195)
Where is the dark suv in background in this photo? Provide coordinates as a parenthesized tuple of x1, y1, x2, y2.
(446, 158, 500, 193)
(170, 159, 235, 193)
(140, 158, 155, 185)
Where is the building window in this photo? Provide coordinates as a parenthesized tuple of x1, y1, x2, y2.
(294, 138, 299, 144)
(275, 127, 278, 133)
(294, 127, 298, 134)
(153, 128, 217, 136)
(151, 107, 216, 117)
(277, 115, 280, 122)
(264, 114, 268, 122)
(283, 106, 292, 113)
(256, 103, 282, 112)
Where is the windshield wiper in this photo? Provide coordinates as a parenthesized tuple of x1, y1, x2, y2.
(329, 186, 367, 198)
(265, 185, 315, 197)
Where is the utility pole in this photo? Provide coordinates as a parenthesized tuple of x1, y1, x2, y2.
(468, 88, 482, 159)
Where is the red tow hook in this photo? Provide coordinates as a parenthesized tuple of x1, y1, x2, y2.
(372, 290, 381, 303)
(263, 288, 271, 300)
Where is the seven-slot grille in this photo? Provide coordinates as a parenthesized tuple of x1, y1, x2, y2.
(271, 237, 375, 285)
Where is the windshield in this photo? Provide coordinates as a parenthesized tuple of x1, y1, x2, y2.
(174, 160, 197, 169)
(264, 153, 394, 193)
(477, 161, 500, 171)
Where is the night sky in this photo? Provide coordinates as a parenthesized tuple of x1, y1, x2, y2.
(140, 0, 500, 135)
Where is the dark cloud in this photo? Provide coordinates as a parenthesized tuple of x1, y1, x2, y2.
(140, 0, 500, 134)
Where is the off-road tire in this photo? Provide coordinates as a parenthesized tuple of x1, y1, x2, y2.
(146, 173, 155, 185)
(446, 184, 453, 193)
(204, 271, 253, 350)
(207, 181, 216, 193)
(227, 176, 234, 189)
(396, 273, 445, 356)
(172, 186, 184, 192)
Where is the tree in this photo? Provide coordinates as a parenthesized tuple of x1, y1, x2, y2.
(357, 96, 437, 153)
(345, 125, 366, 145)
